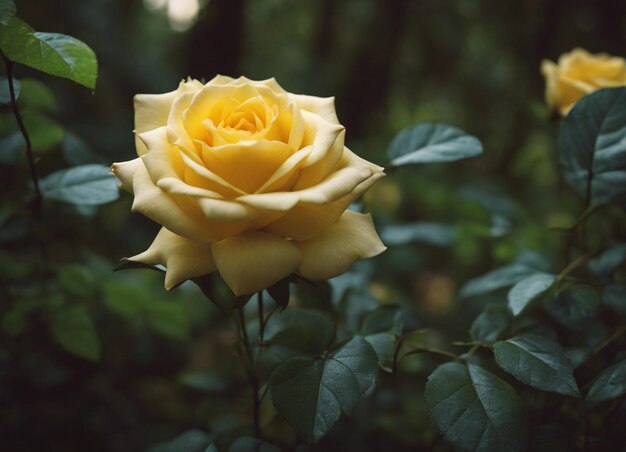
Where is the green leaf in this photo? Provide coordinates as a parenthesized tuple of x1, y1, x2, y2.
(62, 132, 102, 165)
(103, 279, 151, 318)
(494, 334, 580, 397)
(0, 132, 24, 164)
(425, 362, 526, 452)
(602, 283, 626, 315)
(0, 0, 15, 27)
(460, 252, 550, 298)
(51, 306, 100, 361)
(586, 359, 626, 407)
(18, 78, 58, 113)
(228, 437, 280, 452)
(147, 300, 190, 341)
(24, 112, 65, 152)
(269, 336, 378, 443)
(40, 164, 119, 205)
(266, 308, 335, 356)
(361, 306, 403, 370)
(588, 243, 626, 275)
(380, 222, 454, 246)
(59, 264, 96, 298)
(0, 75, 19, 104)
(149, 429, 216, 452)
(470, 304, 510, 343)
(387, 123, 482, 166)
(267, 277, 290, 309)
(0, 18, 97, 89)
(559, 87, 626, 206)
(507, 273, 555, 316)
(544, 286, 600, 331)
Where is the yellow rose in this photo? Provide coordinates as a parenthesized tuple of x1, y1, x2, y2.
(112, 76, 386, 295)
(541, 48, 626, 115)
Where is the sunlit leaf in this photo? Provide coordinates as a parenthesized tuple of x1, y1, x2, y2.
(0, 17, 97, 89)
(40, 164, 119, 205)
(425, 361, 526, 452)
(494, 334, 580, 397)
(388, 123, 483, 166)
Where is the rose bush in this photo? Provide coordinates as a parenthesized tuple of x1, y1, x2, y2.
(112, 76, 385, 295)
(541, 47, 626, 115)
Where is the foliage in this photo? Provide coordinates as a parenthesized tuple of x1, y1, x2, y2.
(2, 1, 626, 452)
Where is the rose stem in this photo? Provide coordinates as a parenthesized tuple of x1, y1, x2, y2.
(2, 54, 42, 204)
(236, 306, 261, 437)
(2, 53, 48, 263)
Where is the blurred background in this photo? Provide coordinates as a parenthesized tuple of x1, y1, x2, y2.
(2, 0, 626, 450)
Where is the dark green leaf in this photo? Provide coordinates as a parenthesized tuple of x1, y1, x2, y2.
(18, 78, 58, 113)
(361, 306, 403, 336)
(387, 123, 483, 166)
(602, 283, 626, 314)
(51, 306, 100, 361)
(62, 132, 101, 165)
(425, 362, 526, 452)
(149, 429, 216, 452)
(25, 113, 64, 152)
(380, 222, 454, 246)
(0, 75, 19, 104)
(0, 0, 15, 27)
(586, 359, 626, 407)
(0, 18, 97, 89)
(588, 243, 626, 275)
(544, 286, 600, 331)
(508, 273, 555, 316)
(103, 280, 150, 318)
(267, 277, 290, 309)
(59, 264, 96, 298)
(40, 164, 119, 205)
(460, 252, 550, 299)
(178, 371, 226, 393)
(269, 336, 378, 443)
(363, 333, 395, 371)
(228, 437, 280, 452)
(470, 304, 510, 343)
(0, 132, 24, 164)
(494, 334, 580, 397)
(559, 87, 626, 206)
(266, 308, 335, 355)
(147, 300, 189, 341)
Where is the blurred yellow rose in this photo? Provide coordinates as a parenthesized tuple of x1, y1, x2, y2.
(541, 48, 626, 115)
(112, 76, 385, 295)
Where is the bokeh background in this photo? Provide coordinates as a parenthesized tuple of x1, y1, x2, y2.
(2, 0, 626, 450)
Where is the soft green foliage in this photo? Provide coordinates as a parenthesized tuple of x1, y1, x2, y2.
(40, 164, 119, 205)
(3, 2, 626, 451)
(387, 123, 483, 166)
(425, 362, 526, 452)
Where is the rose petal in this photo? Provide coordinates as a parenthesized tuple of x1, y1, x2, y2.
(295, 211, 386, 280)
(211, 231, 301, 296)
(129, 227, 215, 290)
(263, 169, 385, 240)
(138, 126, 183, 184)
(111, 158, 143, 193)
(200, 139, 294, 194)
(134, 79, 202, 155)
(292, 94, 340, 125)
(129, 160, 213, 242)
